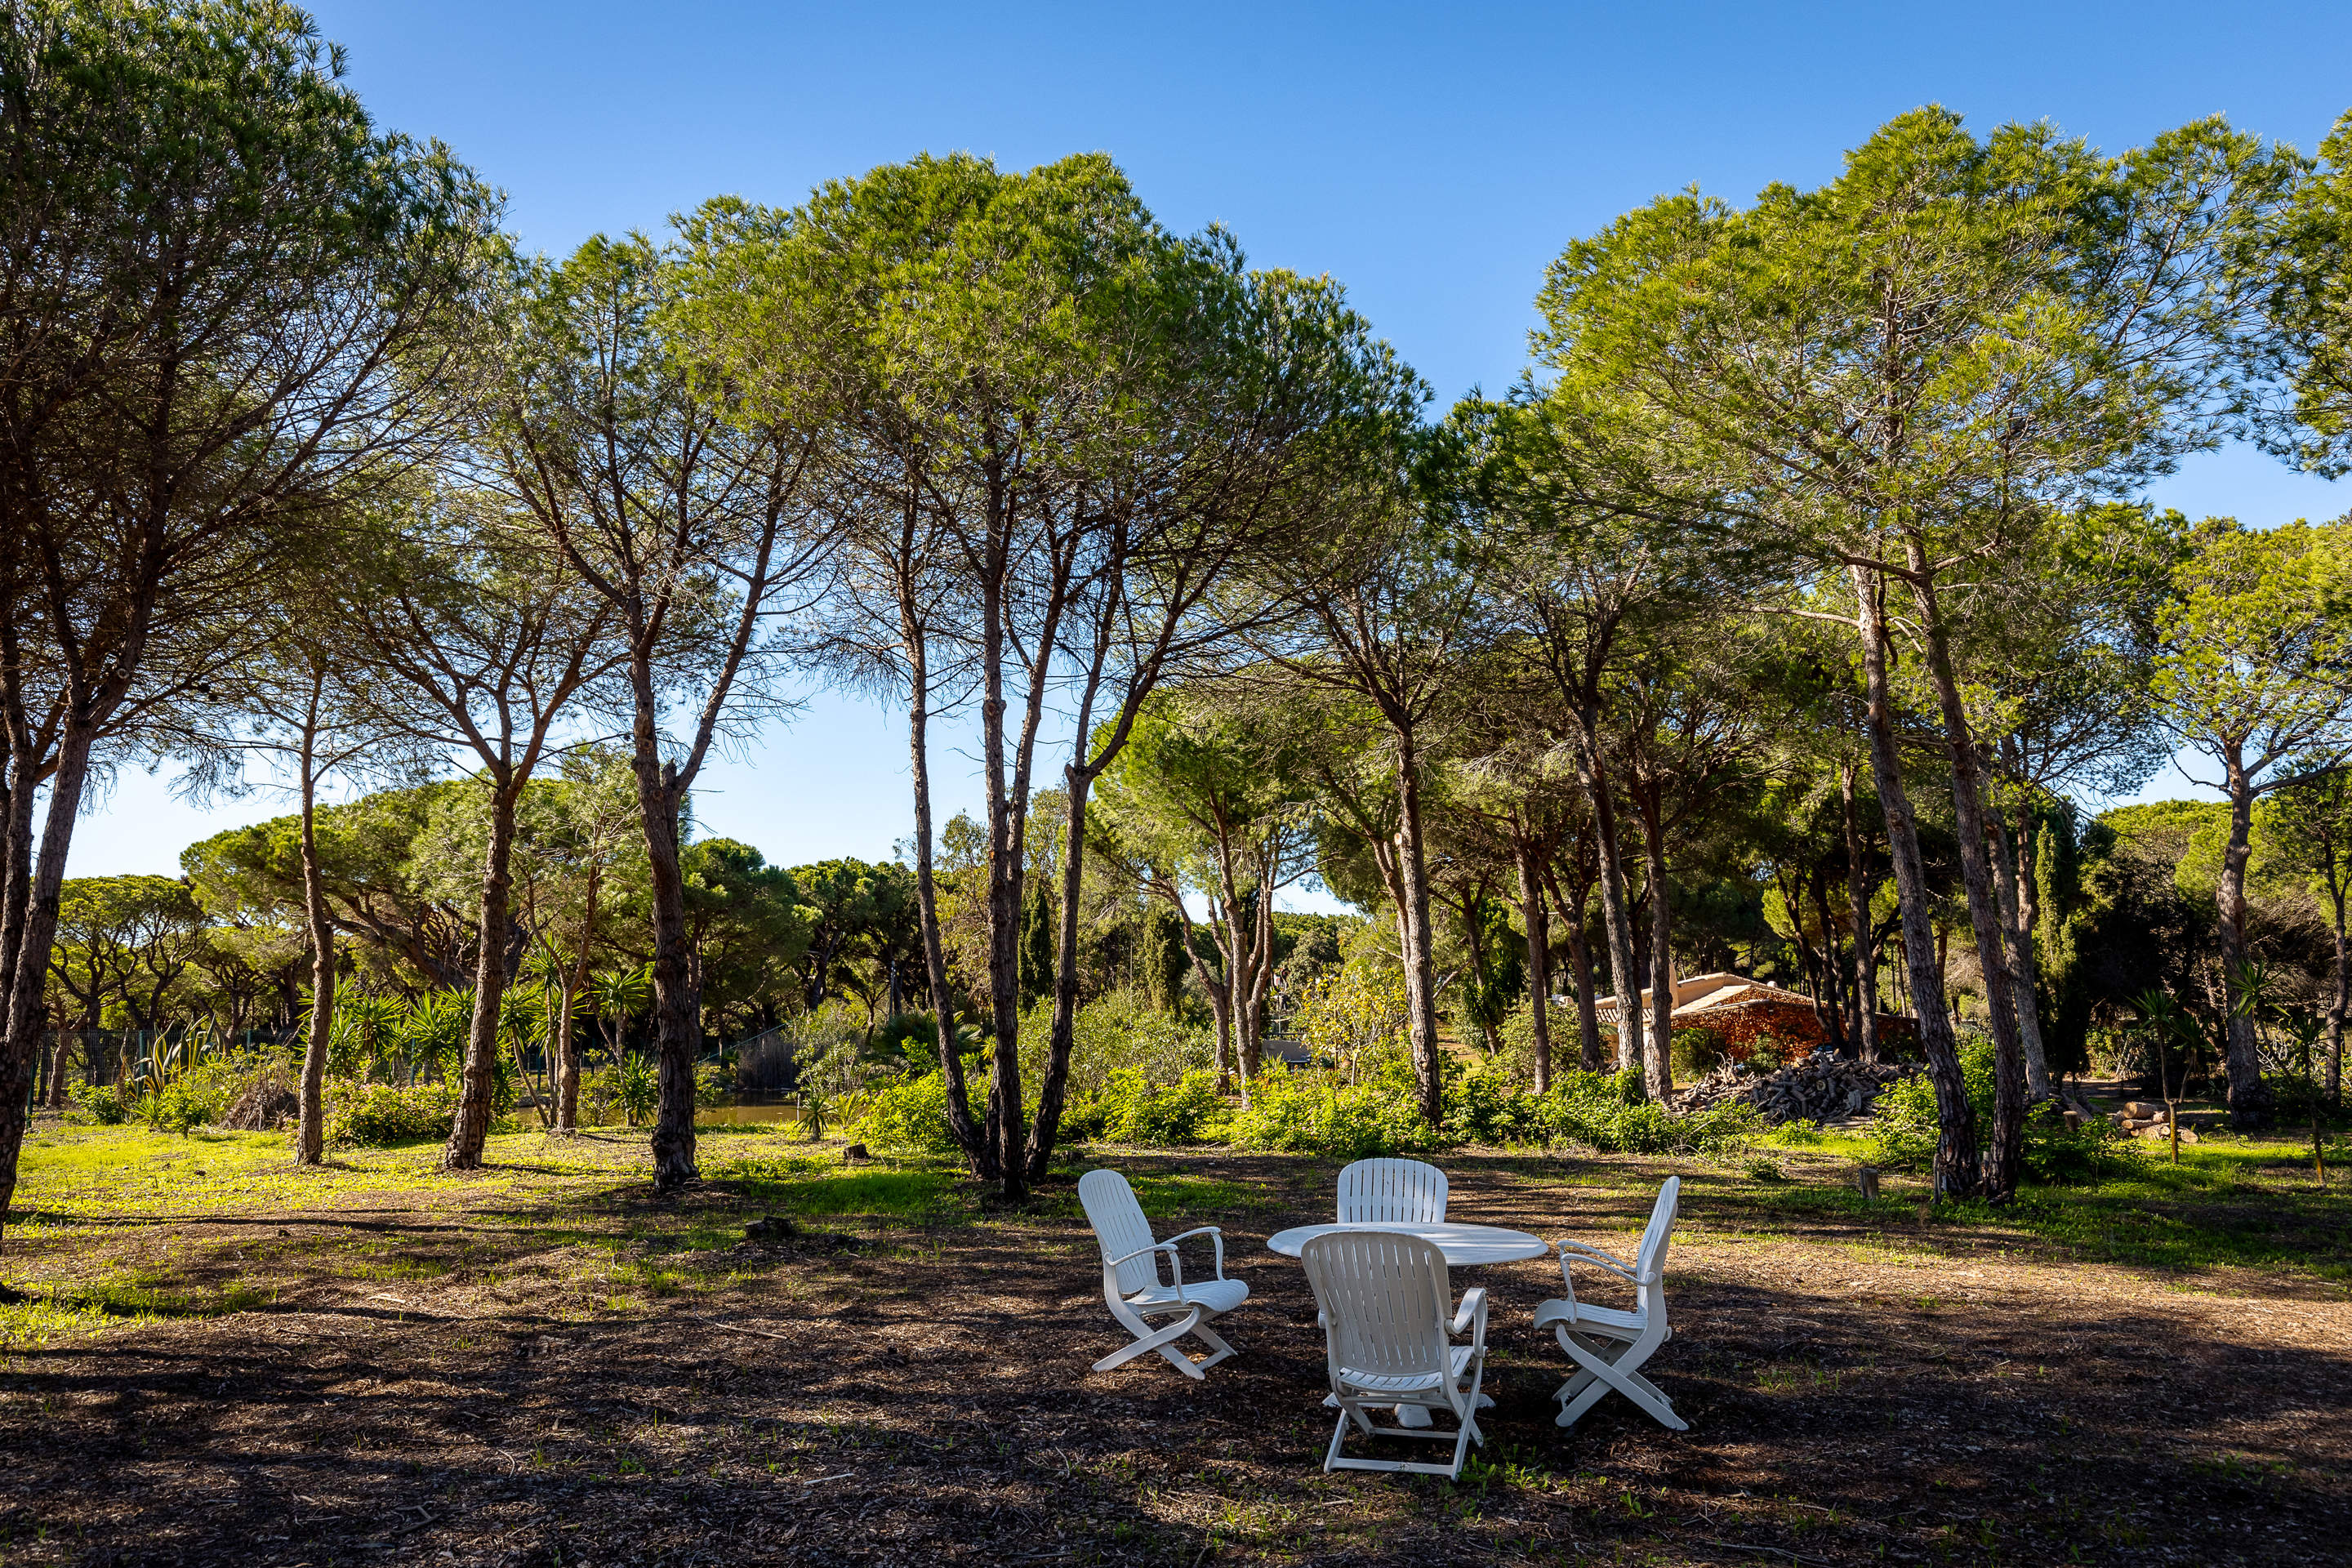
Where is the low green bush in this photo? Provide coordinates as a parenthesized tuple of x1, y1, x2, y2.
(70, 1084, 127, 1125)
(1074, 1068, 1227, 1146)
(1229, 1057, 1437, 1160)
(860, 1067, 982, 1155)
(1537, 1068, 1758, 1156)
(328, 1080, 458, 1146)
(582, 1053, 655, 1125)
(147, 1080, 207, 1137)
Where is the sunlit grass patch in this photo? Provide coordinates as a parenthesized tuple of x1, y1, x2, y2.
(0, 1268, 275, 1350)
(707, 1156, 968, 1219)
(13, 1122, 661, 1223)
(0, 1290, 154, 1349)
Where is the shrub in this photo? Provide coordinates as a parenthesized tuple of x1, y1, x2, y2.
(583, 1053, 656, 1125)
(328, 1080, 458, 1146)
(695, 1061, 730, 1108)
(148, 1080, 207, 1137)
(1871, 1036, 2136, 1183)
(70, 1084, 127, 1125)
(1443, 1062, 1548, 1146)
(1078, 1068, 1227, 1147)
(1229, 1056, 1437, 1160)
(1490, 1001, 1584, 1084)
(860, 1067, 981, 1155)
(1669, 1027, 1729, 1080)
(1015, 992, 1214, 1106)
(1538, 1068, 1757, 1156)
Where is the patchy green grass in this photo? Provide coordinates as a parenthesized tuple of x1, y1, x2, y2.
(706, 1156, 969, 1220)
(1715, 1131, 2352, 1284)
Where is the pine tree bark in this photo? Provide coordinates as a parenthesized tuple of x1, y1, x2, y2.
(901, 585, 987, 1175)
(1566, 711, 1644, 1079)
(1393, 726, 1443, 1124)
(1850, 564, 1979, 1196)
(444, 785, 521, 1171)
(296, 715, 335, 1166)
(2216, 751, 2276, 1129)
(1840, 764, 1881, 1066)
(1513, 828, 1552, 1094)
(1901, 552, 2028, 1200)
(1988, 804, 2052, 1101)
(0, 722, 98, 1238)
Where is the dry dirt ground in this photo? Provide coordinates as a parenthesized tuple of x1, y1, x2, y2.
(2, 1128, 2349, 1567)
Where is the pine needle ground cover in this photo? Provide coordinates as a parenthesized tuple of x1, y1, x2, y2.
(0, 1118, 2346, 1566)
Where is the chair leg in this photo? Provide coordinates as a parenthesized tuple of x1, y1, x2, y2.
(1190, 1319, 1236, 1369)
(1552, 1330, 1685, 1431)
(1093, 1307, 1206, 1378)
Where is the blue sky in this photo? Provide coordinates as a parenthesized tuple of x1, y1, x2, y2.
(67, 0, 2352, 888)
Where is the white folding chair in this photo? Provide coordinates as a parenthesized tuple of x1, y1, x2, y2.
(1334, 1157, 1448, 1225)
(1535, 1175, 1686, 1430)
(1299, 1230, 1487, 1479)
(1077, 1168, 1247, 1380)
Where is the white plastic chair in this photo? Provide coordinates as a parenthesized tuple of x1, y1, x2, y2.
(1334, 1157, 1448, 1225)
(1535, 1175, 1686, 1430)
(1299, 1230, 1488, 1478)
(1077, 1168, 1247, 1380)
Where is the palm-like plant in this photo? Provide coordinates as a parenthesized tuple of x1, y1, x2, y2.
(588, 965, 652, 1058)
(399, 989, 471, 1085)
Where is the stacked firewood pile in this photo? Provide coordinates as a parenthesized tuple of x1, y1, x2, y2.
(1667, 1054, 1911, 1126)
(2109, 1098, 2201, 1143)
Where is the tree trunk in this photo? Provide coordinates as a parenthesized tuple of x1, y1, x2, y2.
(2216, 752, 2275, 1129)
(1566, 709, 1644, 1079)
(636, 747, 702, 1191)
(1841, 764, 1880, 1066)
(0, 720, 97, 1247)
(444, 786, 520, 1171)
(1024, 750, 1094, 1183)
(1902, 555, 2027, 1200)
(901, 594, 987, 1174)
(296, 727, 335, 1166)
(1637, 799, 1675, 1098)
(1988, 805, 2052, 1101)
(2328, 880, 2346, 1108)
(1171, 897, 1235, 1088)
(1393, 725, 1442, 1124)
(1513, 831, 1552, 1094)
(1850, 564, 1978, 1196)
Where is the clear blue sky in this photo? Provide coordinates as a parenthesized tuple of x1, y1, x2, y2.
(69, 0, 2352, 887)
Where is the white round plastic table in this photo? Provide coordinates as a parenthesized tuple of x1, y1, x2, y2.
(1266, 1221, 1549, 1265)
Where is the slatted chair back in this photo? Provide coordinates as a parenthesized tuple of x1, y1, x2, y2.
(1334, 1158, 1449, 1225)
(1300, 1230, 1453, 1388)
(1633, 1175, 1681, 1285)
(1079, 1169, 1161, 1296)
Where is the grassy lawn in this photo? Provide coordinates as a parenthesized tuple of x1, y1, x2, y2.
(0, 1112, 2346, 1566)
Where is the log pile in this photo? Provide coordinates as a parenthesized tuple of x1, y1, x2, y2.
(220, 1072, 299, 1131)
(1668, 1054, 1910, 1125)
(2111, 1099, 2201, 1143)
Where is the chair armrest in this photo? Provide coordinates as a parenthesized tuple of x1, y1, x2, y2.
(1160, 1225, 1227, 1280)
(1102, 1240, 1177, 1268)
(1556, 1239, 1642, 1283)
(1450, 1285, 1488, 1339)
